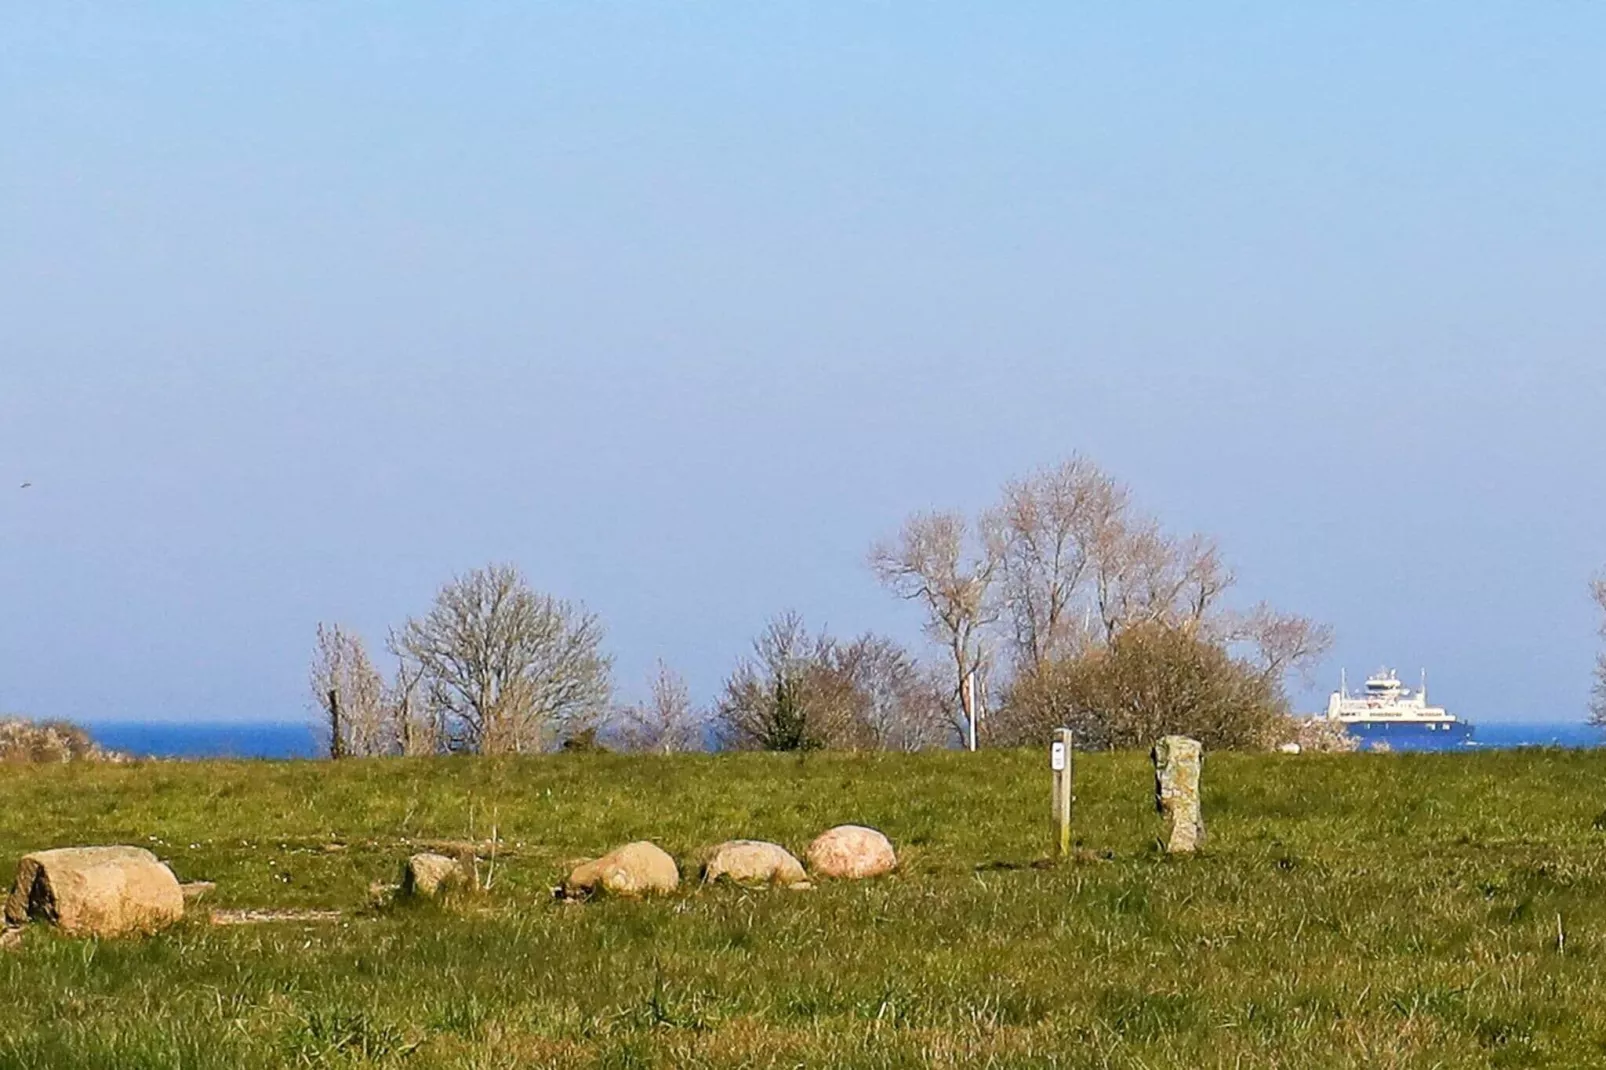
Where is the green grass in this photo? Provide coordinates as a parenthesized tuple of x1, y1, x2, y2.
(4, 749, 1606, 1067)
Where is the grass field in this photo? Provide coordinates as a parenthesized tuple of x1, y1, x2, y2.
(4, 749, 1606, 1068)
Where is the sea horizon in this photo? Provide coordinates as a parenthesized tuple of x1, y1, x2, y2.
(70, 717, 1606, 760)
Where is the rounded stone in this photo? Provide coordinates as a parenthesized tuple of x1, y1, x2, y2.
(804, 825, 896, 880)
(702, 840, 811, 889)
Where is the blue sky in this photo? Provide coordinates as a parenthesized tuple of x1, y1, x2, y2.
(2, 5, 1603, 726)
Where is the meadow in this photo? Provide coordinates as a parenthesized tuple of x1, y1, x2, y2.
(4, 748, 1606, 1068)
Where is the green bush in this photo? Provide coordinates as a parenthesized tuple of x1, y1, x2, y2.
(995, 622, 1287, 749)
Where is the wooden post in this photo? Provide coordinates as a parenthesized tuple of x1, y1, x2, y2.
(328, 688, 344, 760)
(1051, 727, 1073, 859)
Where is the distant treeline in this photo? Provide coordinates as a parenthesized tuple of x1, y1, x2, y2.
(311, 455, 1345, 757)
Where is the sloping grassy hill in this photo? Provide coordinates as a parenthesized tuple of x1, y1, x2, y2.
(3, 749, 1606, 1068)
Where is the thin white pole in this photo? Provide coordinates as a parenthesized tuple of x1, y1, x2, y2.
(963, 669, 977, 752)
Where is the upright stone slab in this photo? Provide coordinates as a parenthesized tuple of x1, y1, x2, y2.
(1152, 736, 1204, 854)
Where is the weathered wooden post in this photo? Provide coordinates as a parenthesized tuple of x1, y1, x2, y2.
(328, 688, 344, 760)
(1152, 735, 1203, 853)
(1051, 728, 1073, 859)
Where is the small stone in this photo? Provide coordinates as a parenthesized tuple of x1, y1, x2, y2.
(179, 881, 216, 902)
(401, 853, 468, 898)
(561, 841, 679, 899)
(805, 826, 896, 880)
(1152, 735, 1205, 854)
(702, 840, 811, 889)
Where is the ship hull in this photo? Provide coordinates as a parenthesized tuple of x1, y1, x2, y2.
(1344, 720, 1475, 752)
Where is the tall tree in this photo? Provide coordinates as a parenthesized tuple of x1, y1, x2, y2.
(310, 623, 389, 757)
(991, 457, 1127, 670)
(383, 650, 444, 757)
(886, 455, 1332, 749)
(716, 612, 832, 751)
(870, 511, 999, 750)
(1092, 523, 1232, 643)
(394, 564, 611, 754)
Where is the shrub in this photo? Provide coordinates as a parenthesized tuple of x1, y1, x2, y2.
(1289, 715, 1360, 753)
(0, 718, 121, 764)
(994, 622, 1288, 750)
(716, 613, 949, 752)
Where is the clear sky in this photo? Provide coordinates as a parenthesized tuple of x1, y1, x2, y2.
(3, 5, 1603, 727)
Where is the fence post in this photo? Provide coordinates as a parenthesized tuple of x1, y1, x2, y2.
(329, 688, 344, 760)
(1051, 727, 1073, 859)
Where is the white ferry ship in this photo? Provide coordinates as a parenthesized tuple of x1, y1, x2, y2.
(1323, 668, 1475, 750)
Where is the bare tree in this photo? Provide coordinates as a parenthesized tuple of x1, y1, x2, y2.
(1226, 602, 1334, 686)
(310, 623, 390, 757)
(716, 612, 835, 751)
(615, 661, 704, 753)
(1592, 576, 1606, 727)
(394, 564, 612, 754)
(715, 613, 948, 751)
(384, 650, 444, 756)
(887, 455, 1334, 750)
(1093, 521, 1233, 643)
(990, 458, 1237, 658)
(992, 457, 1127, 670)
(829, 633, 952, 751)
(870, 511, 999, 750)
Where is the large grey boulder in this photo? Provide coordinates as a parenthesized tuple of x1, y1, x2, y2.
(702, 840, 811, 889)
(805, 825, 896, 880)
(1153, 735, 1205, 853)
(5, 846, 184, 936)
(561, 841, 679, 899)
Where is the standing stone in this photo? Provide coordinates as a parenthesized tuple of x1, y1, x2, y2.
(1152, 736, 1204, 854)
(5, 846, 184, 936)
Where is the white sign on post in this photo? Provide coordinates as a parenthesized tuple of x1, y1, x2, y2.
(1050, 728, 1073, 859)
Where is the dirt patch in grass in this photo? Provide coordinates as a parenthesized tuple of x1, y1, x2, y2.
(209, 908, 343, 926)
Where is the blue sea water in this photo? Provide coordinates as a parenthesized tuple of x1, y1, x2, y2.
(86, 721, 321, 759)
(1471, 721, 1606, 750)
(78, 719, 1606, 759)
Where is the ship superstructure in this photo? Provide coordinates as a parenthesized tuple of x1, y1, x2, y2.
(1324, 668, 1474, 750)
